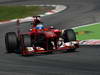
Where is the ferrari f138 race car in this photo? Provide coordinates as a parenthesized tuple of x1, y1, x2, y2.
(5, 16, 79, 56)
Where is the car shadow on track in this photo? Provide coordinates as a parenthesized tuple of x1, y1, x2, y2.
(80, 45, 100, 48)
(20, 50, 80, 57)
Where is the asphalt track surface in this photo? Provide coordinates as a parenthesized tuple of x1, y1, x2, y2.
(0, 0, 100, 75)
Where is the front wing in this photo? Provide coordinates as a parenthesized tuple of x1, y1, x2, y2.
(21, 41, 79, 56)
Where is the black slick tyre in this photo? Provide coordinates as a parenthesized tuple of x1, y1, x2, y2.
(62, 29, 76, 42)
(62, 29, 76, 52)
(5, 32, 18, 53)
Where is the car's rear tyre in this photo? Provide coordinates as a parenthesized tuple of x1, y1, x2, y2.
(22, 34, 32, 47)
(62, 29, 76, 42)
(5, 32, 18, 53)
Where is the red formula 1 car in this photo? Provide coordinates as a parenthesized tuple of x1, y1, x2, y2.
(5, 16, 79, 56)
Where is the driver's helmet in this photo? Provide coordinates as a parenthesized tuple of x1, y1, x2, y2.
(36, 23, 44, 29)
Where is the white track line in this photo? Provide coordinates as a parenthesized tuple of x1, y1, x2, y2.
(72, 22, 100, 29)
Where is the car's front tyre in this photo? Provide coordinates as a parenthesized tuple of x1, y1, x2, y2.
(62, 29, 77, 52)
(5, 32, 18, 53)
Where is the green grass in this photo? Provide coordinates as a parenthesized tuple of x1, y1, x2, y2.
(0, 6, 53, 21)
(74, 23, 100, 40)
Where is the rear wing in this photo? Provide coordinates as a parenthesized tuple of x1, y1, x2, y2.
(16, 16, 41, 35)
(16, 16, 41, 24)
